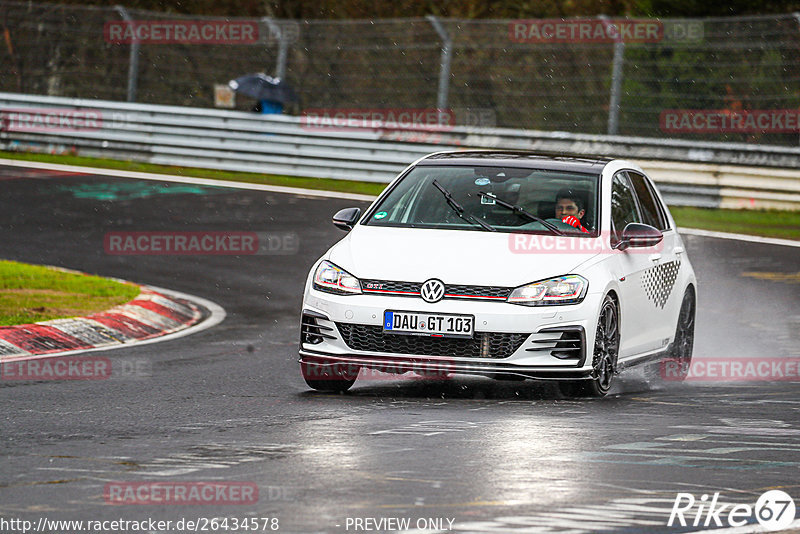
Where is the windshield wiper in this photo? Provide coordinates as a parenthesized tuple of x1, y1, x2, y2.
(431, 180, 495, 232)
(478, 191, 565, 236)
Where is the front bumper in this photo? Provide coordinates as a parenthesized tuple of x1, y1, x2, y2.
(299, 349, 594, 380)
(299, 288, 603, 380)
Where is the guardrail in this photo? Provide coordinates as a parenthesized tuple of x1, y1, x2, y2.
(2, 92, 799, 210)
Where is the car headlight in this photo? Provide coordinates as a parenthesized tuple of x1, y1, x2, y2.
(313, 261, 362, 295)
(507, 275, 588, 306)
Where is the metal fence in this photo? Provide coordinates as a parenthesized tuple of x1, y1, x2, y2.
(3, 92, 800, 210)
(3, 2, 800, 145)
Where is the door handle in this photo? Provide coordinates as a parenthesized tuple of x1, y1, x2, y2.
(674, 246, 685, 255)
(649, 254, 662, 262)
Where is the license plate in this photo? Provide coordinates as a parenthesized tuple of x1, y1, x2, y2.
(383, 310, 474, 338)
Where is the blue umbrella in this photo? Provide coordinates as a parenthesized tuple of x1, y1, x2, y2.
(228, 73, 297, 105)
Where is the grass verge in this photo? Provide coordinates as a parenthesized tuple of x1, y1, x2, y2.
(1, 151, 798, 241)
(0, 260, 140, 326)
(0, 150, 386, 196)
(670, 206, 800, 241)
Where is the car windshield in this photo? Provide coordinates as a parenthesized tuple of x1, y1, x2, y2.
(365, 165, 599, 235)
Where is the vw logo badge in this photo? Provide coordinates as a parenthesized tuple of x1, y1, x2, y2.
(420, 279, 445, 303)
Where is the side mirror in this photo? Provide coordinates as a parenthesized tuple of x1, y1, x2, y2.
(332, 207, 362, 231)
(614, 223, 663, 251)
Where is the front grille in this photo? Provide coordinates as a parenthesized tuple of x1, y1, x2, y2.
(361, 279, 512, 301)
(445, 284, 511, 299)
(362, 280, 421, 295)
(335, 323, 528, 359)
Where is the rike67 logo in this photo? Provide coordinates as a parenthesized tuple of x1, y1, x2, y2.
(668, 490, 796, 531)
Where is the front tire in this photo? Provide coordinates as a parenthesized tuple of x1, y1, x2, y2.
(300, 361, 358, 392)
(664, 288, 696, 381)
(560, 295, 620, 398)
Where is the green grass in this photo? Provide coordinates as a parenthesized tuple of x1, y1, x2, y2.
(0, 260, 140, 326)
(1, 151, 798, 240)
(670, 206, 800, 240)
(0, 150, 386, 197)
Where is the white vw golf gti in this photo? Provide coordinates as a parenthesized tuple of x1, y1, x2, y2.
(299, 151, 696, 396)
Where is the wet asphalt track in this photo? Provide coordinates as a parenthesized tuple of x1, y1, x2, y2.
(0, 165, 799, 533)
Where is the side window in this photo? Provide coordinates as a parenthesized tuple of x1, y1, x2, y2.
(628, 171, 668, 231)
(611, 172, 640, 233)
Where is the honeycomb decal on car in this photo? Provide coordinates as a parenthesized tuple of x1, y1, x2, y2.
(642, 260, 681, 309)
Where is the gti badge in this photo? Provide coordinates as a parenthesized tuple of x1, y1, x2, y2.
(420, 279, 445, 303)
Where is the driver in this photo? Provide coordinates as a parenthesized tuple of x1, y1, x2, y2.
(555, 189, 590, 233)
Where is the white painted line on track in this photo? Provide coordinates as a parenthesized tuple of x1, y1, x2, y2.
(0, 285, 226, 363)
(0, 157, 378, 202)
(3, 158, 799, 247)
(679, 227, 800, 248)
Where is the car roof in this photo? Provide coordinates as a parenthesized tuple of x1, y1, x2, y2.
(416, 150, 611, 174)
